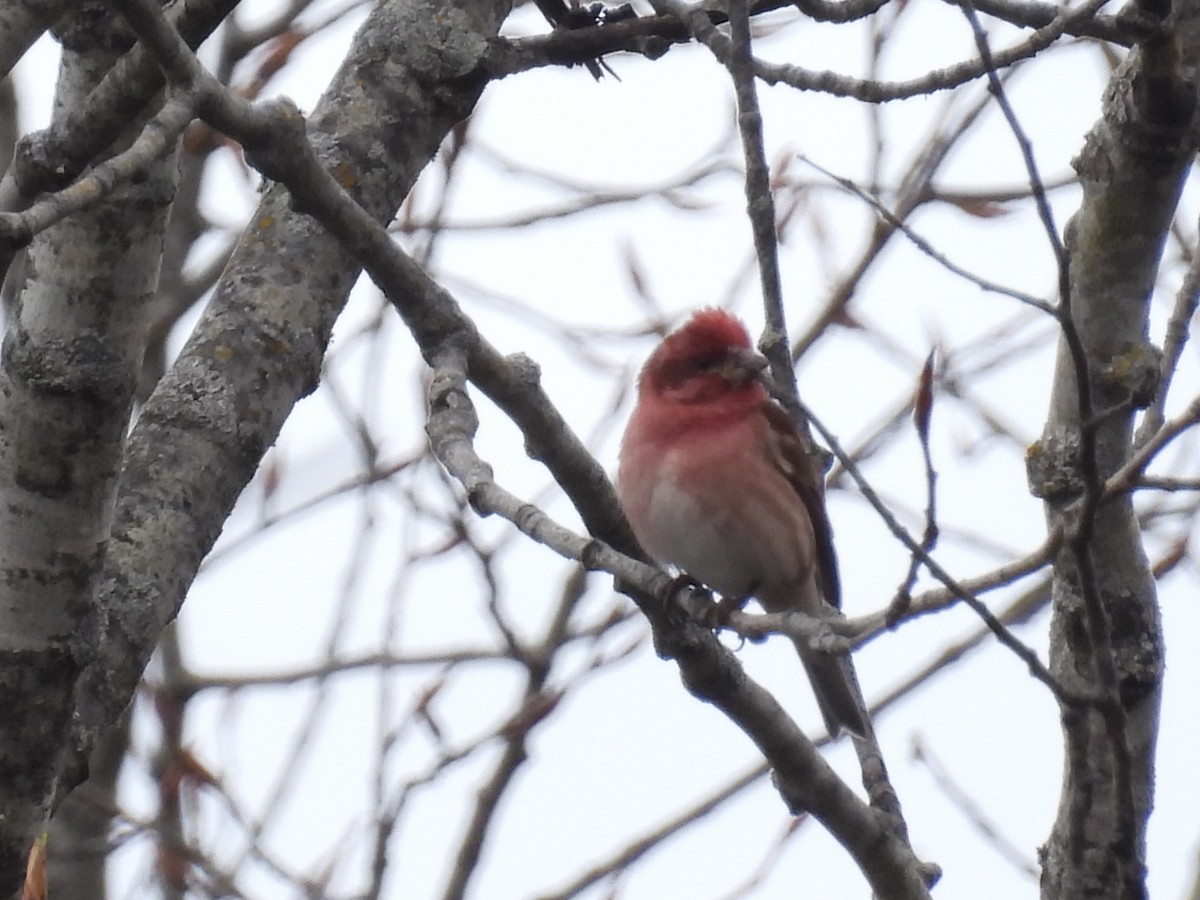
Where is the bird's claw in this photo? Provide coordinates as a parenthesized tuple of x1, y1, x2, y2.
(661, 573, 706, 623)
(704, 592, 751, 632)
(665, 573, 704, 600)
(662, 575, 747, 634)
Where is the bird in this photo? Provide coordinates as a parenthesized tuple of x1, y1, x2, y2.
(617, 309, 869, 738)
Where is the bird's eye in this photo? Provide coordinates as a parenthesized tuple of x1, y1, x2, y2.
(693, 353, 724, 371)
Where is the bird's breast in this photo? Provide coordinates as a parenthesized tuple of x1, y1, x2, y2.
(625, 433, 814, 602)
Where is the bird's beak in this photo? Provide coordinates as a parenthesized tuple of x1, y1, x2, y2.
(718, 347, 770, 385)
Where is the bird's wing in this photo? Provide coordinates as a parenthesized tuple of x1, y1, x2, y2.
(761, 400, 842, 609)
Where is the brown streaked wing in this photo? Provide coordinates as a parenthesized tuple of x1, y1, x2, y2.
(761, 400, 842, 609)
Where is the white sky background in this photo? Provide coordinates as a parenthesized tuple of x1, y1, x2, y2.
(11, 1, 1200, 898)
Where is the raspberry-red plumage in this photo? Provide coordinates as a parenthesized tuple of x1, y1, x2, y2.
(617, 309, 868, 738)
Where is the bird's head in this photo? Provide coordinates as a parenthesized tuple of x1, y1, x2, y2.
(639, 309, 769, 405)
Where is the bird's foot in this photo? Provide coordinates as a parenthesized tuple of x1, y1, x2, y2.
(705, 592, 753, 633)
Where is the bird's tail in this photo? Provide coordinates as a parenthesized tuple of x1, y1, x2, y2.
(793, 638, 870, 739)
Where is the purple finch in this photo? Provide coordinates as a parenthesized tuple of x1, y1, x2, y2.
(618, 309, 868, 738)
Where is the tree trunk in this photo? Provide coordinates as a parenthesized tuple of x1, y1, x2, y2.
(0, 6, 173, 893)
(0, 2, 512, 896)
(1029, 11, 1199, 899)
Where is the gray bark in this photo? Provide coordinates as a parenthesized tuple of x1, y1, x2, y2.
(45, 716, 127, 900)
(0, 1, 511, 896)
(74, 0, 508, 747)
(0, 7, 173, 894)
(1028, 9, 1200, 899)
(0, 0, 70, 79)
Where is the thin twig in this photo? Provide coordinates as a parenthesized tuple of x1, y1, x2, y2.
(1136, 224, 1200, 443)
(799, 153, 1056, 315)
(791, 394, 1077, 704)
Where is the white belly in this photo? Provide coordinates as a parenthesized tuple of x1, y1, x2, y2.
(637, 477, 803, 600)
